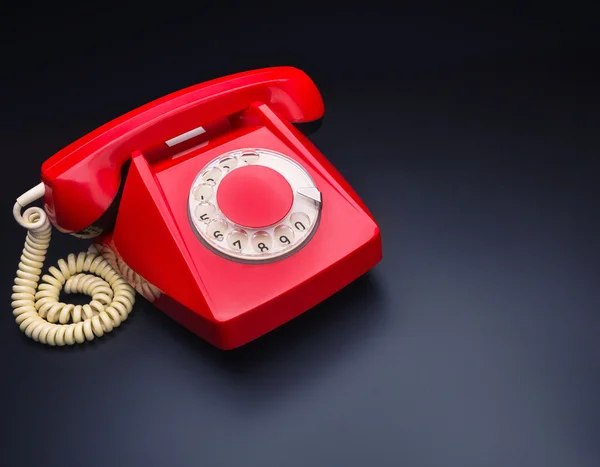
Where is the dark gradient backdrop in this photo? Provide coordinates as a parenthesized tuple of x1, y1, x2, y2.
(1, 4, 599, 467)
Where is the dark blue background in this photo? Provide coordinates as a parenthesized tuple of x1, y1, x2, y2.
(1, 4, 599, 466)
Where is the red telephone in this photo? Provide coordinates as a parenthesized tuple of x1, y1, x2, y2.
(11, 67, 382, 350)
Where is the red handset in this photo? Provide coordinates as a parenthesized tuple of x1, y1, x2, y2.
(12, 67, 381, 349)
(41, 67, 324, 237)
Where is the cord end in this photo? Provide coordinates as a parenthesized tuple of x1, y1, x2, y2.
(16, 183, 46, 208)
(14, 183, 48, 230)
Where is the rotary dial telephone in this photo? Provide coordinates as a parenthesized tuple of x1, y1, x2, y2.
(11, 67, 382, 350)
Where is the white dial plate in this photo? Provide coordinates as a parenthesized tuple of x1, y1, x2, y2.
(188, 148, 322, 263)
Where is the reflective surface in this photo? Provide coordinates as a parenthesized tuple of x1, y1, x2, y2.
(1, 6, 599, 467)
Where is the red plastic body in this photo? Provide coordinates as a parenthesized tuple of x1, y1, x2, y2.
(37, 67, 382, 349)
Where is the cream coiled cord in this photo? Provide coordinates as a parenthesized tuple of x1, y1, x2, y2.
(11, 183, 136, 346)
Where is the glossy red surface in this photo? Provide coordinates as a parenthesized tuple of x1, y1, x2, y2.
(217, 165, 293, 228)
(40, 66, 324, 233)
(107, 102, 381, 349)
(38, 66, 381, 349)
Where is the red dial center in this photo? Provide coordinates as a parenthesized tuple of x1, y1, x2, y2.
(217, 165, 293, 228)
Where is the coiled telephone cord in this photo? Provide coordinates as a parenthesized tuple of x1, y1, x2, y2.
(11, 183, 136, 346)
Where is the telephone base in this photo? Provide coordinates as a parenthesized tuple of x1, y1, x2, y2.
(98, 106, 382, 349)
(96, 230, 381, 350)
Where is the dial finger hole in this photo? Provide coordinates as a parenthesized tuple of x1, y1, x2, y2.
(241, 151, 260, 165)
(195, 202, 216, 223)
(207, 218, 228, 242)
(202, 167, 222, 185)
(192, 183, 213, 202)
(275, 225, 294, 246)
(218, 156, 238, 171)
(227, 229, 248, 251)
(251, 231, 272, 253)
(290, 212, 310, 232)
